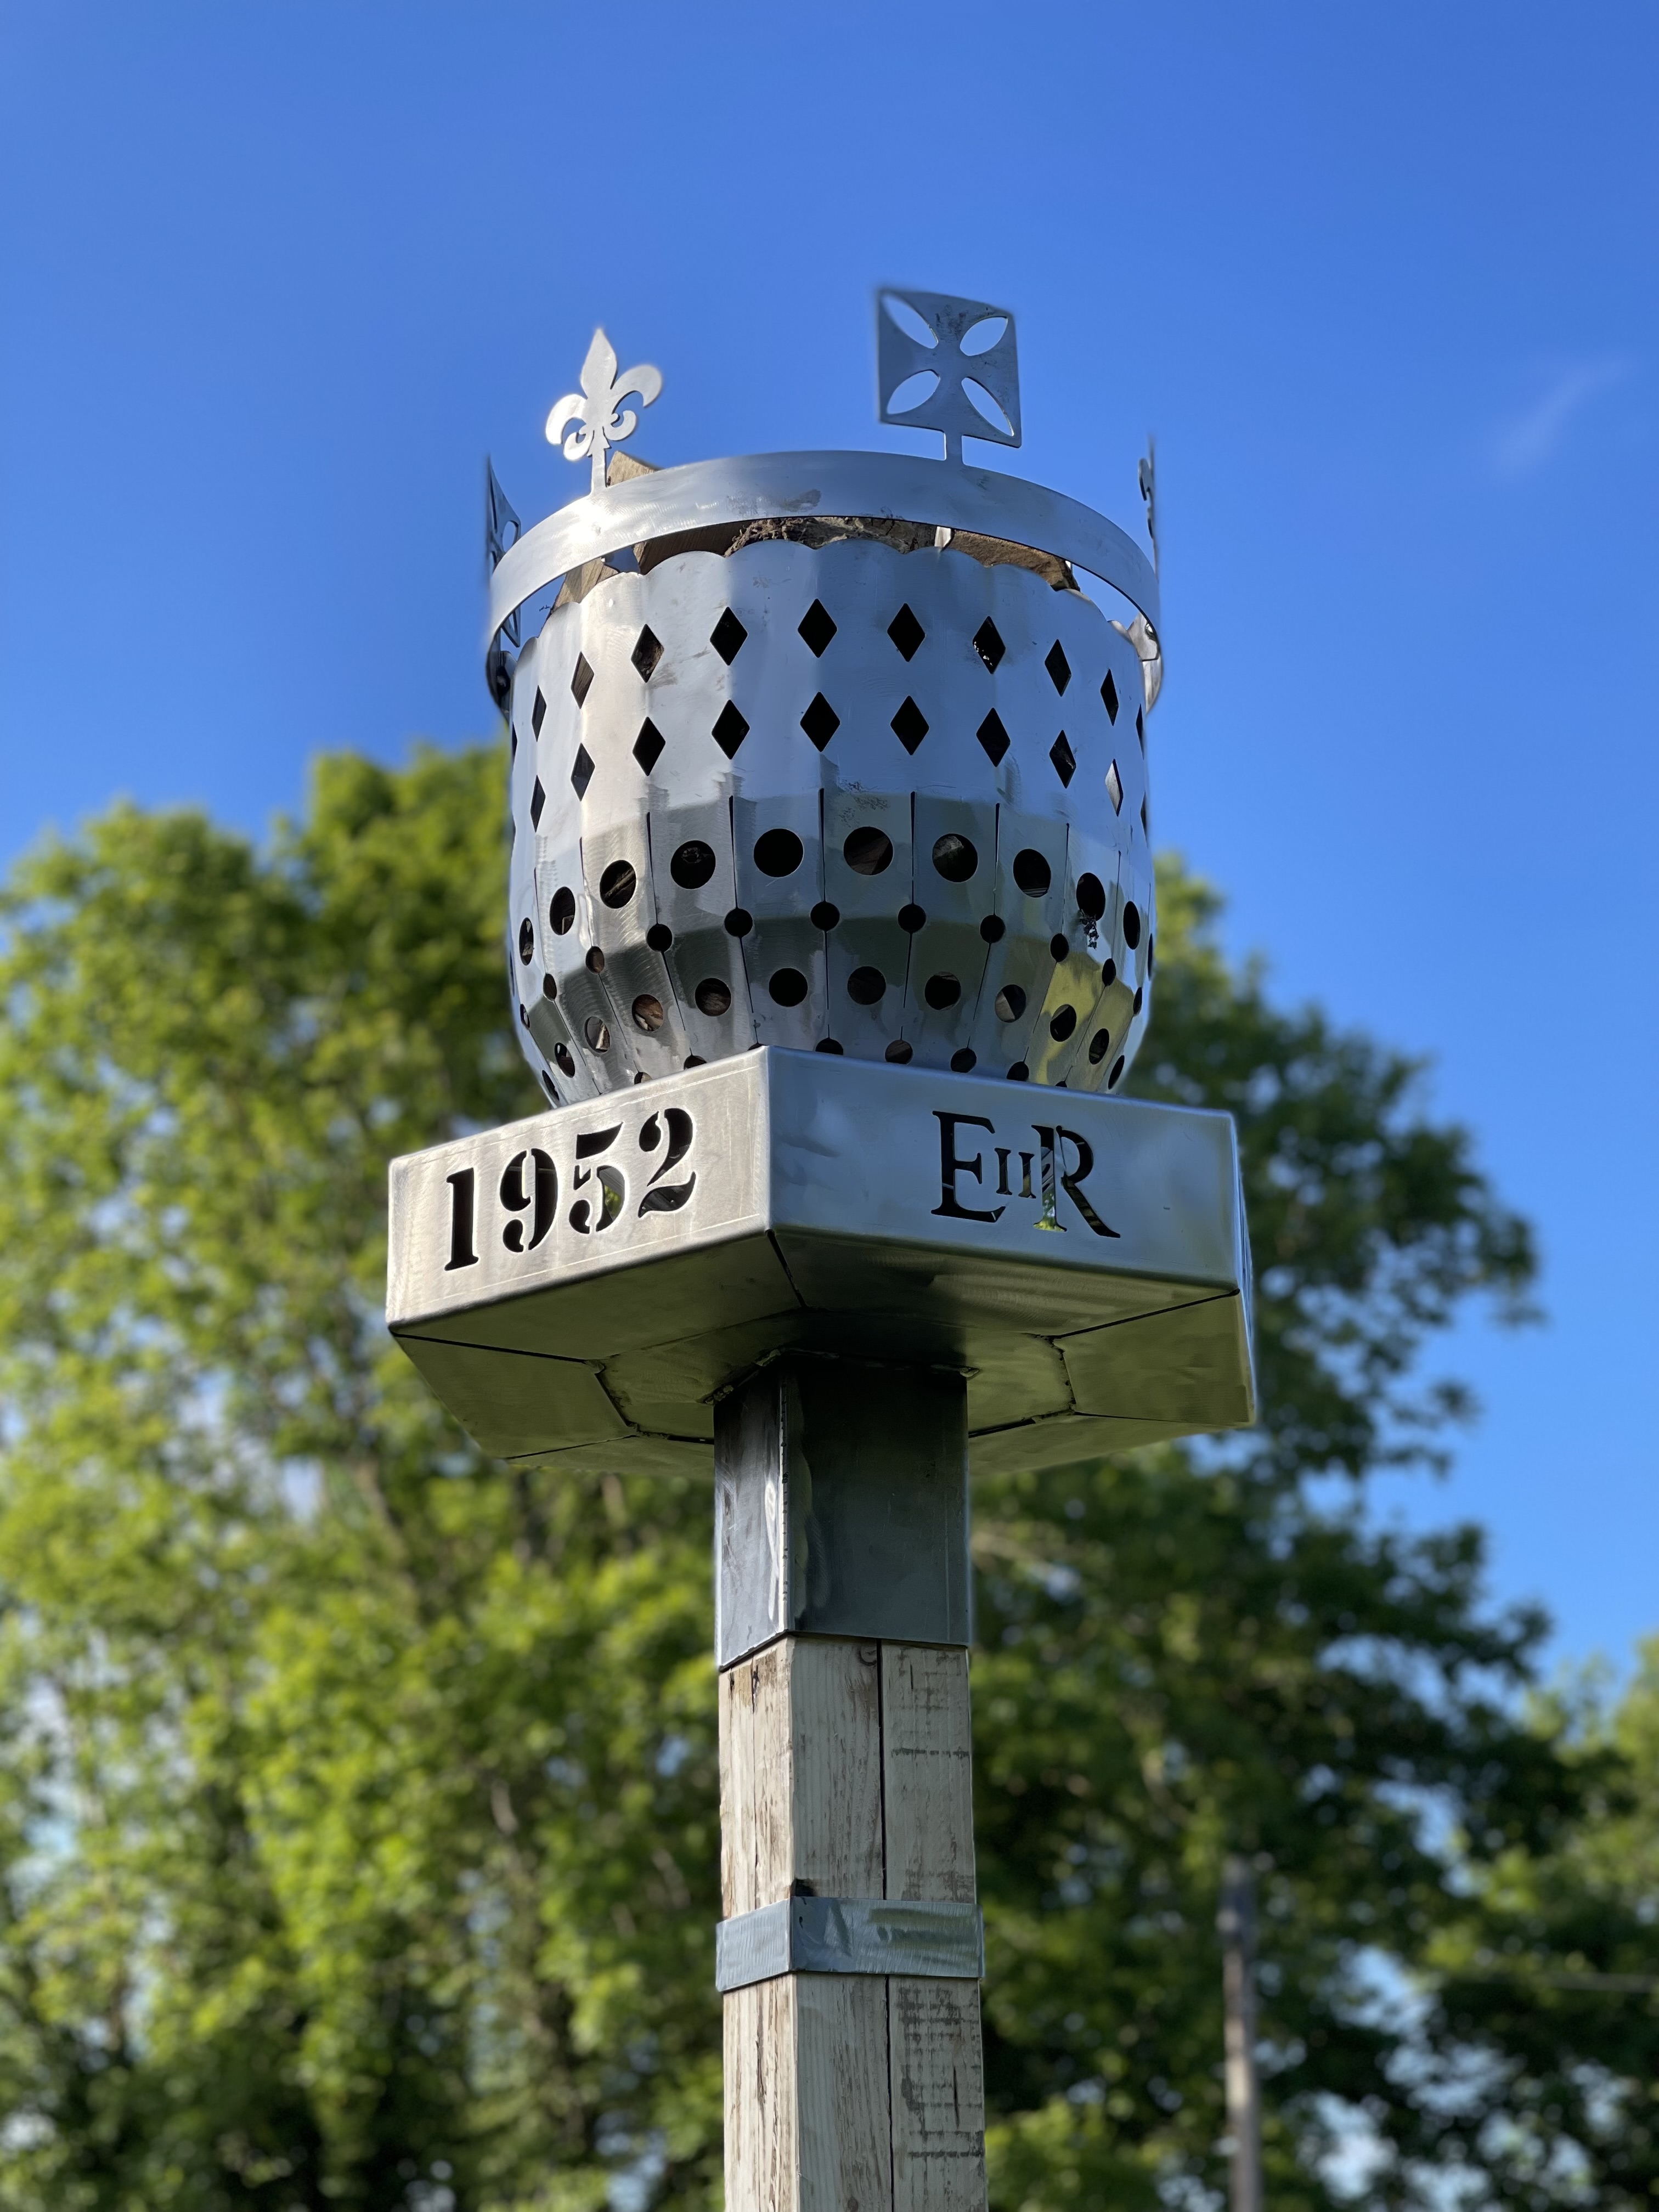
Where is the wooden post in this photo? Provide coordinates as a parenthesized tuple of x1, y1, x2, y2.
(715, 1362, 987, 2212)
(1220, 1854, 1262, 2212)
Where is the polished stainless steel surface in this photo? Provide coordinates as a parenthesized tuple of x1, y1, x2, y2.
(1138, 437, 1159, 574)
(486, 462, 523, 635)
(714, 1898, 984, 1993)
(386, 1051, 1254, 1473)
(506, 533, 1155, 1102)
(877, 289, 1020, 464)
(714, 1361, 969, 1666)
(492, 304, 1165, 1107)
(416, 308, 1248, 1485)
(486, 448, 1160, 652)
(545, 327, 663, 495)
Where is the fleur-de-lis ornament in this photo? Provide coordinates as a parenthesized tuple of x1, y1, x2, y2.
(545, 328, 663, 494)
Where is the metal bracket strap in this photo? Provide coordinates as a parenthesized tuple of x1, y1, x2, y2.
(485, 450, 1160, 651)
(714, 1896, 985, 1993)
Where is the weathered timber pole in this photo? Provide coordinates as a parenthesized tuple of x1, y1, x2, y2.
(1220, 1855, 1263, 2212)
(716, 1361, 983, 2211)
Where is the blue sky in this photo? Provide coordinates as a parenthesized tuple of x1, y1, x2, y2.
(2, 3, 1654, 1672)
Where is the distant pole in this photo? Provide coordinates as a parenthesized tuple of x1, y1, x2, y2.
(1220, 1854, 1263, 2212)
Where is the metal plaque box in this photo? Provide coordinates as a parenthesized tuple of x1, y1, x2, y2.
(387, 1050, 1255, 1476)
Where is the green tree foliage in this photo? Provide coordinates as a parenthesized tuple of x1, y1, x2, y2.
(0, 746, 1648, 2208)
(1423, 1644, 1659, 2202)
(973, 878, 1652, 2207)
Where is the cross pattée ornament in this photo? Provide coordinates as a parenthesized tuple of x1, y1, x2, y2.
(545, 327, 664, 494)
(876, 287, 1022, 464)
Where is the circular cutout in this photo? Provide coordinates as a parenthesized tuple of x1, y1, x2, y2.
(646, 922, 673, 952)
(584, 1017, 610, 1052)
(1088, 1029, 1111, 1064)
(671, 839, 718, 890)
(931, 832, 978, 883)
(1132, 986, 1144, 1014)
(815, 1038, 845, 1054)
(847, 966, 887, 1006)
(885, 1040, 914, 1064)
(924, 973, 961, 1010)
(1076, 872, 1106, 920)
(1012, 848, 1051, 897)
(585, 946, 605, 974)
(810, 900, 840, 930)
(517, 918, 534, 963)
(695, 979, 732, 1015)
(979, 914, 1006, 944)
(600, 859, 637, 909)
(1122, 900, 1142, 949)
(631, 995, 664, 1032)
(724, 907, 753, 938)
(554, 1043, 576, 1076)
(1108, 1055, 1126, 1088)
(1147, 935, 1155, 974)
(754, 827, 805, 878)
(898, 903, 927, 934)
(769, 968, 809, 1007)
(1101, 957, 1118, 986)
(843, 826, 894, 876)
(994, 985, 1026, 1023)
(549, 887, 575, 935)
(1049, 934, 1069, 961)
(1007, 1062, 1030, 1082)
(1049, 1005, 1077, 1041)
(541, 974, 558, 1001)
(950, 1047, 977, 1073)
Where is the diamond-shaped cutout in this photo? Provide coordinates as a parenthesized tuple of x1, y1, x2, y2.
(529, 776, 546, 827)
(532, 687, 547, 736)
(631, 626, 663, 681)
(713, 702, 749, 758)
(801, 693, 840, 751)
(799, 600, 837, 657)
(571, 654, 594, 707)
(1105, 759, 1124, 814)
(891, 696, 928, 754)
(888, 605, 925, 662)
(1050, 732, 1076, 787)
(633, 718, 664, 775)
(1136, 707, 1144, 747)
(571, 744, 595, 799)
(1045, 641, 1072, 694)
(1101, 668, 1119, 723)
(973, 618, 1005, 673)
(710, 609, 747, 664)
(977, 709, 1010, 766)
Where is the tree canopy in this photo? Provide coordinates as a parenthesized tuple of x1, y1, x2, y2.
(0, 744, 1649, 2210)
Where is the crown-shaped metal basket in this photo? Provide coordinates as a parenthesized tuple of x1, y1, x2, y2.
(487, 296, 1164, 1106)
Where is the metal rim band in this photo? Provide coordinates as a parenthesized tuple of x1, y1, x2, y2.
(713, 1895, 985, 1993)
(486, 449, 1160, 654)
